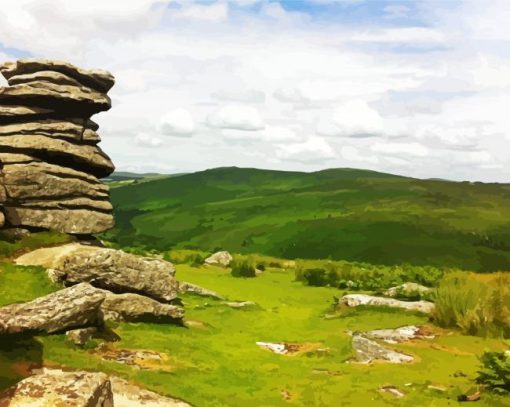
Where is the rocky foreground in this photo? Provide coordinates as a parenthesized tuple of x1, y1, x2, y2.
(0, 58, 115, 233)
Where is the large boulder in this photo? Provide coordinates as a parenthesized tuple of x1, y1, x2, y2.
(204, 251, 233, 267)
(16, 244, 180, 303)
(0, 369, 113, 407)
(0, 283, 106, 336)
(100, 292, 184, 323)
(339, 294, 435, 314)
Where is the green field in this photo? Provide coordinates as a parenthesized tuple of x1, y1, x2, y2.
(103, 167, 510, 271)
(1, 259, 509, 406)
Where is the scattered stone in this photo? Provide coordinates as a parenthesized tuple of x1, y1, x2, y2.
(179, 281, 224, 300)
(66, 327, 99, 347)
(0, 369, 113, 406)
(379, 385, 405, 398)
(384, 282, 431, 298)
(339, 294, 435, 314)
(100, 292, 184, 323)
(204, 250, 233, 267)
(224, 301, 257, 309)
(16, 243, 179, 303)
(363, 325, 434, 344)
(427, 384, 447, 392)
(351, 334, 414, 364)
(256, 342, 323, 356)
(0, 283, 106, 336)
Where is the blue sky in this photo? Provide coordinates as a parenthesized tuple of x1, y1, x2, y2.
(0, 0, 509, 182)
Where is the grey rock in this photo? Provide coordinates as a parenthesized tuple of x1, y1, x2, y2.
(16, 244, 179, 303)
(66, 327, 99, 347)
(100, 292, 184, 323)
(0, 283, 106, 336)
(204, 251, 233, 267)
(363, 325, 434, 344)
(384, 282, 431, 298)
(351, 334, 414, 364)
(0, 369, 113, 407)
(179, 282, 224, 300)
(339, 294, 435, 314)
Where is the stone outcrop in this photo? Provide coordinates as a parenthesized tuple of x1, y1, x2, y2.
(204, 250, 233, 267)
(0, 283, 106, 336)
(15, 243, 179, 303)
(351, 334, 414, 364)
(339, 294, 435, 314)
(179, 281, 224, 300)
(0, 369, 114, 407)
(0, 58, 115, 234)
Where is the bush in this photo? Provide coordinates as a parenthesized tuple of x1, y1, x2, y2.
(476, 351, 510, 394)
(231, 257, 256, 278)
(432, 272, 510, 338)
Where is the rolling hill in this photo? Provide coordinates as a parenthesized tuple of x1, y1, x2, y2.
(102, 167, 510, 271)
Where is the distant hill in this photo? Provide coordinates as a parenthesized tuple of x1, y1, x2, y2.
(103, 167, 510, 271)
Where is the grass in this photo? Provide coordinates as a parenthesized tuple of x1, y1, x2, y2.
(102, 167, 510, 271)
(432, 272, 510, 338)
(1, 261, 509, 406)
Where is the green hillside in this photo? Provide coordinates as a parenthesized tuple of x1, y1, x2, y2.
(103, 167, 510, 271)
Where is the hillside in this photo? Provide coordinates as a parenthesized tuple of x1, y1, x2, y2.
(103, 167, 510, 271)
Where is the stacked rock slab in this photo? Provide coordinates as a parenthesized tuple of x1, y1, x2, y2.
(0, 59, 115, 234)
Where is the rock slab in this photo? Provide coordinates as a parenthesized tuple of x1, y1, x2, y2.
(339, 294, 435, 314)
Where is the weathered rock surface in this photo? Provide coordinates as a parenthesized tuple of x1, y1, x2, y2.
(100, 292, 184, 323)
(1, 59, 115, 92)
(384, 282, 431, 298)
(204, 250, 233, 267)
(224, 301, 257, 309)
(0, 283, 106, 336)
(0, 58, 115, 234)
(351, 334, 414, 364)
(0, 369, 114, 407)
(339, 294, 435, 314)
(16, 244, 179, 303)
(179, 281, 224, 300)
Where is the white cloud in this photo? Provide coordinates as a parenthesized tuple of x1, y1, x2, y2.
(371, 142, 429, 157)
(341, 145, 379, 163)
(276, 137, 335, 163)
(317, 100, 384, 137)
(160, 108, 195, 137)
(135, 133, 163, 148)
(170, 2, 228, 22)
(212, 89, 266, 103)
(207, 106, 265, 131)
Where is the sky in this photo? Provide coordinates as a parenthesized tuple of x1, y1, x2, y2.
(0, 0, 509, 182)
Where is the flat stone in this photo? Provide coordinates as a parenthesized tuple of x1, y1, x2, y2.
(339, 294, 435, 314)
(0, 369, 113, 407)
(0, 82, 111, 116)
(9, 70, 84, 87)
(16, 244, 179, 303)
(0, 119, 101, 144)
(1, 58, 115, 92)
(351, 334, 414, 364)
(4, 206, 114, 234)
(178, 282, 224, 300)
(0, 104, 54, 120)
(0, 283, 107, 336)
(0, 133, 114, 178)
(363, 325, 434, 344)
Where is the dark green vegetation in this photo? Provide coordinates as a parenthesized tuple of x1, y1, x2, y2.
(230, 256, 257, 277)
(477, 352, 510, 394)
(103, 167, 510, 271)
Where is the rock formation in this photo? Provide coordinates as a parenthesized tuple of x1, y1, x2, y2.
(339, 294, 435, 314)
(204, 250, 233, 267)
(0, 59, 115, 234)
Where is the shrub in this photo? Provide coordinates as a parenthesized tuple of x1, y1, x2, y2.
(256, 263, 266, 271)
(432, 272, 510, 338)
(231, 257, 256, 278)
(476, 351, 510, 394)
(302, 268, 328, 286)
